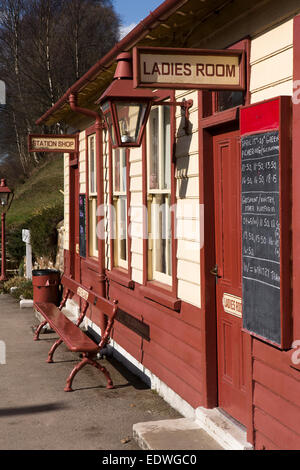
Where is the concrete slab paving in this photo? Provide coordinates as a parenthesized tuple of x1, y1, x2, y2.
(133, 418, 223, 450)
(0, 293, 225, 451)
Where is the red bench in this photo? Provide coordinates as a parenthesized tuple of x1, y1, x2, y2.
(33, 275, 118, 392)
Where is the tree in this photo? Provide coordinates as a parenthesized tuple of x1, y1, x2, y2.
(0, 0, 120, 181)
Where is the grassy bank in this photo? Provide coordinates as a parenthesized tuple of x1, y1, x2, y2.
(4, 155, 64, 271)
(6, 155, 64, 228)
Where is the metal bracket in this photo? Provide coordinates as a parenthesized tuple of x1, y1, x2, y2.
(154, 98, 193, 135)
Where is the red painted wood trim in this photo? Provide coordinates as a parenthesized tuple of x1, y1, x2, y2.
(85, 129, 90, 261)
(126, 148, 132, 279)
(108, 140, 114, 268)
(69, 137, 79, 167)
(142, 131, 148, 285)
(106, 267, 135, 289)
(200, 107, 239, 129)
(139, 285, 181, 311)
(198, 91, 218, 409)
(293, 15, 300, 340)
(240, 97, 280, 135)
(170, 89, 178, 297)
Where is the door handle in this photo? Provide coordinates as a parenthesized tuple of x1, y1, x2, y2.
(210, 264, 221, 278)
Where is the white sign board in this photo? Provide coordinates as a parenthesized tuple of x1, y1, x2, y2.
(0, 80, 5, 105)
(22, 229, 30, 244)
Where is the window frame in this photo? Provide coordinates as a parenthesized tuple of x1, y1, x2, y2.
(143, 92, 178, 299)
(112, 147, 128, 270)
(210, 39, 251, 116)
(107, 142, 132, 288)
(86, 127, 99, 260)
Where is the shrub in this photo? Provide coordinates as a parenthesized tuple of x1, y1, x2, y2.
(6, 225, 26, 266)
(2, 276, 33, 299)
(28, 202, 64, 262)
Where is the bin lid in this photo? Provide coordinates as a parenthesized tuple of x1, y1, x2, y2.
(32, 269, 60, 276)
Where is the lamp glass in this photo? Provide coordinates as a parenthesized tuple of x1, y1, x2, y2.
(100, 101, 117, 146)
(0, 193, 8, 206)
(116, 102, 148, 144)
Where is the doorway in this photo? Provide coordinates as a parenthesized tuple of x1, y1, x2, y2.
(212, 129, 248, 426)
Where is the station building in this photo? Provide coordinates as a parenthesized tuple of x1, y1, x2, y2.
(36, 0, 300, 450)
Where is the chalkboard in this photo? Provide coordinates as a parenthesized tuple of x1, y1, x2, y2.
(79, 194, 86, 258)
(241, 130, 281, 345)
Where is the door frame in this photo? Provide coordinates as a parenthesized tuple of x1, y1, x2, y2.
(198, 96, 254, 443)
(69, 160, 81, 283)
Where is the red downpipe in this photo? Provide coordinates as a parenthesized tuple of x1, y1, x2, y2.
(69, 94, 107, 336)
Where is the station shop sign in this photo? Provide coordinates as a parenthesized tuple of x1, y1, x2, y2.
(28, 134, 78, 153)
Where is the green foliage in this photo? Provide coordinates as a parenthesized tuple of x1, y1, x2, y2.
(1, 276, 33, 300)
(6, 156, 64, 227)
(5, 155, 64, 266)
(6, 225, 26, 265)
(28, 202, 64, 262)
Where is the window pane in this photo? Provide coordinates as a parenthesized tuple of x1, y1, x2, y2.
(114, 149, 120, 193)
(163, 106, 171, 190)
(119, 196, 127, 262)
(89, 136, 96, 194)
(113, 148, 126, 194)
(104, 111, 116, 146)
(149, 108, 159, 190)
(152, 194, 172, 276)
(217, 90, 244, 112)
(89, 197, 98, 257)
(121, 150, 127, 193)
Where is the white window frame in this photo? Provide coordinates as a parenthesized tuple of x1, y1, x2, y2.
(113, 148, 128, 270)
(147, 105, 172, 286)
(88, 134, 98, 258)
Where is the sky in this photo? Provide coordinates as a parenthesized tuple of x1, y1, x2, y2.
(113, 0, 164, 38)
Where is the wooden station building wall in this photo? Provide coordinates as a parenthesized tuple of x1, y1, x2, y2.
(62, 12, 300, 450)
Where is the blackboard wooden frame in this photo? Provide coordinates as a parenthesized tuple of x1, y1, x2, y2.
(240, 96, 292, 349)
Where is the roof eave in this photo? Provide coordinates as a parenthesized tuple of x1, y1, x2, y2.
(36, 0, 189, 126)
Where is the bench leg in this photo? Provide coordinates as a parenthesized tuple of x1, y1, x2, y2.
(47, 338, 63, 363)
(64, 354, 114, 392)
(34, 320, 48, 341)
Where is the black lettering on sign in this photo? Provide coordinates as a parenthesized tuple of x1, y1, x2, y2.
(241, 130, 281, 345)
(79, 194, 86, 258)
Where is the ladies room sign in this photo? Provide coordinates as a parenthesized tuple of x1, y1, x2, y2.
(133, 46, 245, 90)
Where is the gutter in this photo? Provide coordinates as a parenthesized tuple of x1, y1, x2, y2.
(36, 0, 189, 126)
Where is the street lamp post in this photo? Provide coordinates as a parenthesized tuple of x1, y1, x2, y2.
(0, 179, 13, 282)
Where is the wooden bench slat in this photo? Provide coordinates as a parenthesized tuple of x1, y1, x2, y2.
(61, 275, 115, 318)
(34, 302, 99, 353)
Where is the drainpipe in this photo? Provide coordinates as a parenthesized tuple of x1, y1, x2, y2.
(69, 93, 107, 336)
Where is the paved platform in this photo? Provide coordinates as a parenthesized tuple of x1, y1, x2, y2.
(0, 294, 225, 451)
(133, 418, 223, 450)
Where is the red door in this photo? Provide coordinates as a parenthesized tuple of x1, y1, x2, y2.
(213, 129, 248, 426)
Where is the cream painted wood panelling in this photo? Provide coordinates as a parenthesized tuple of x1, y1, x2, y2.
(250, 19, 293, 103)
